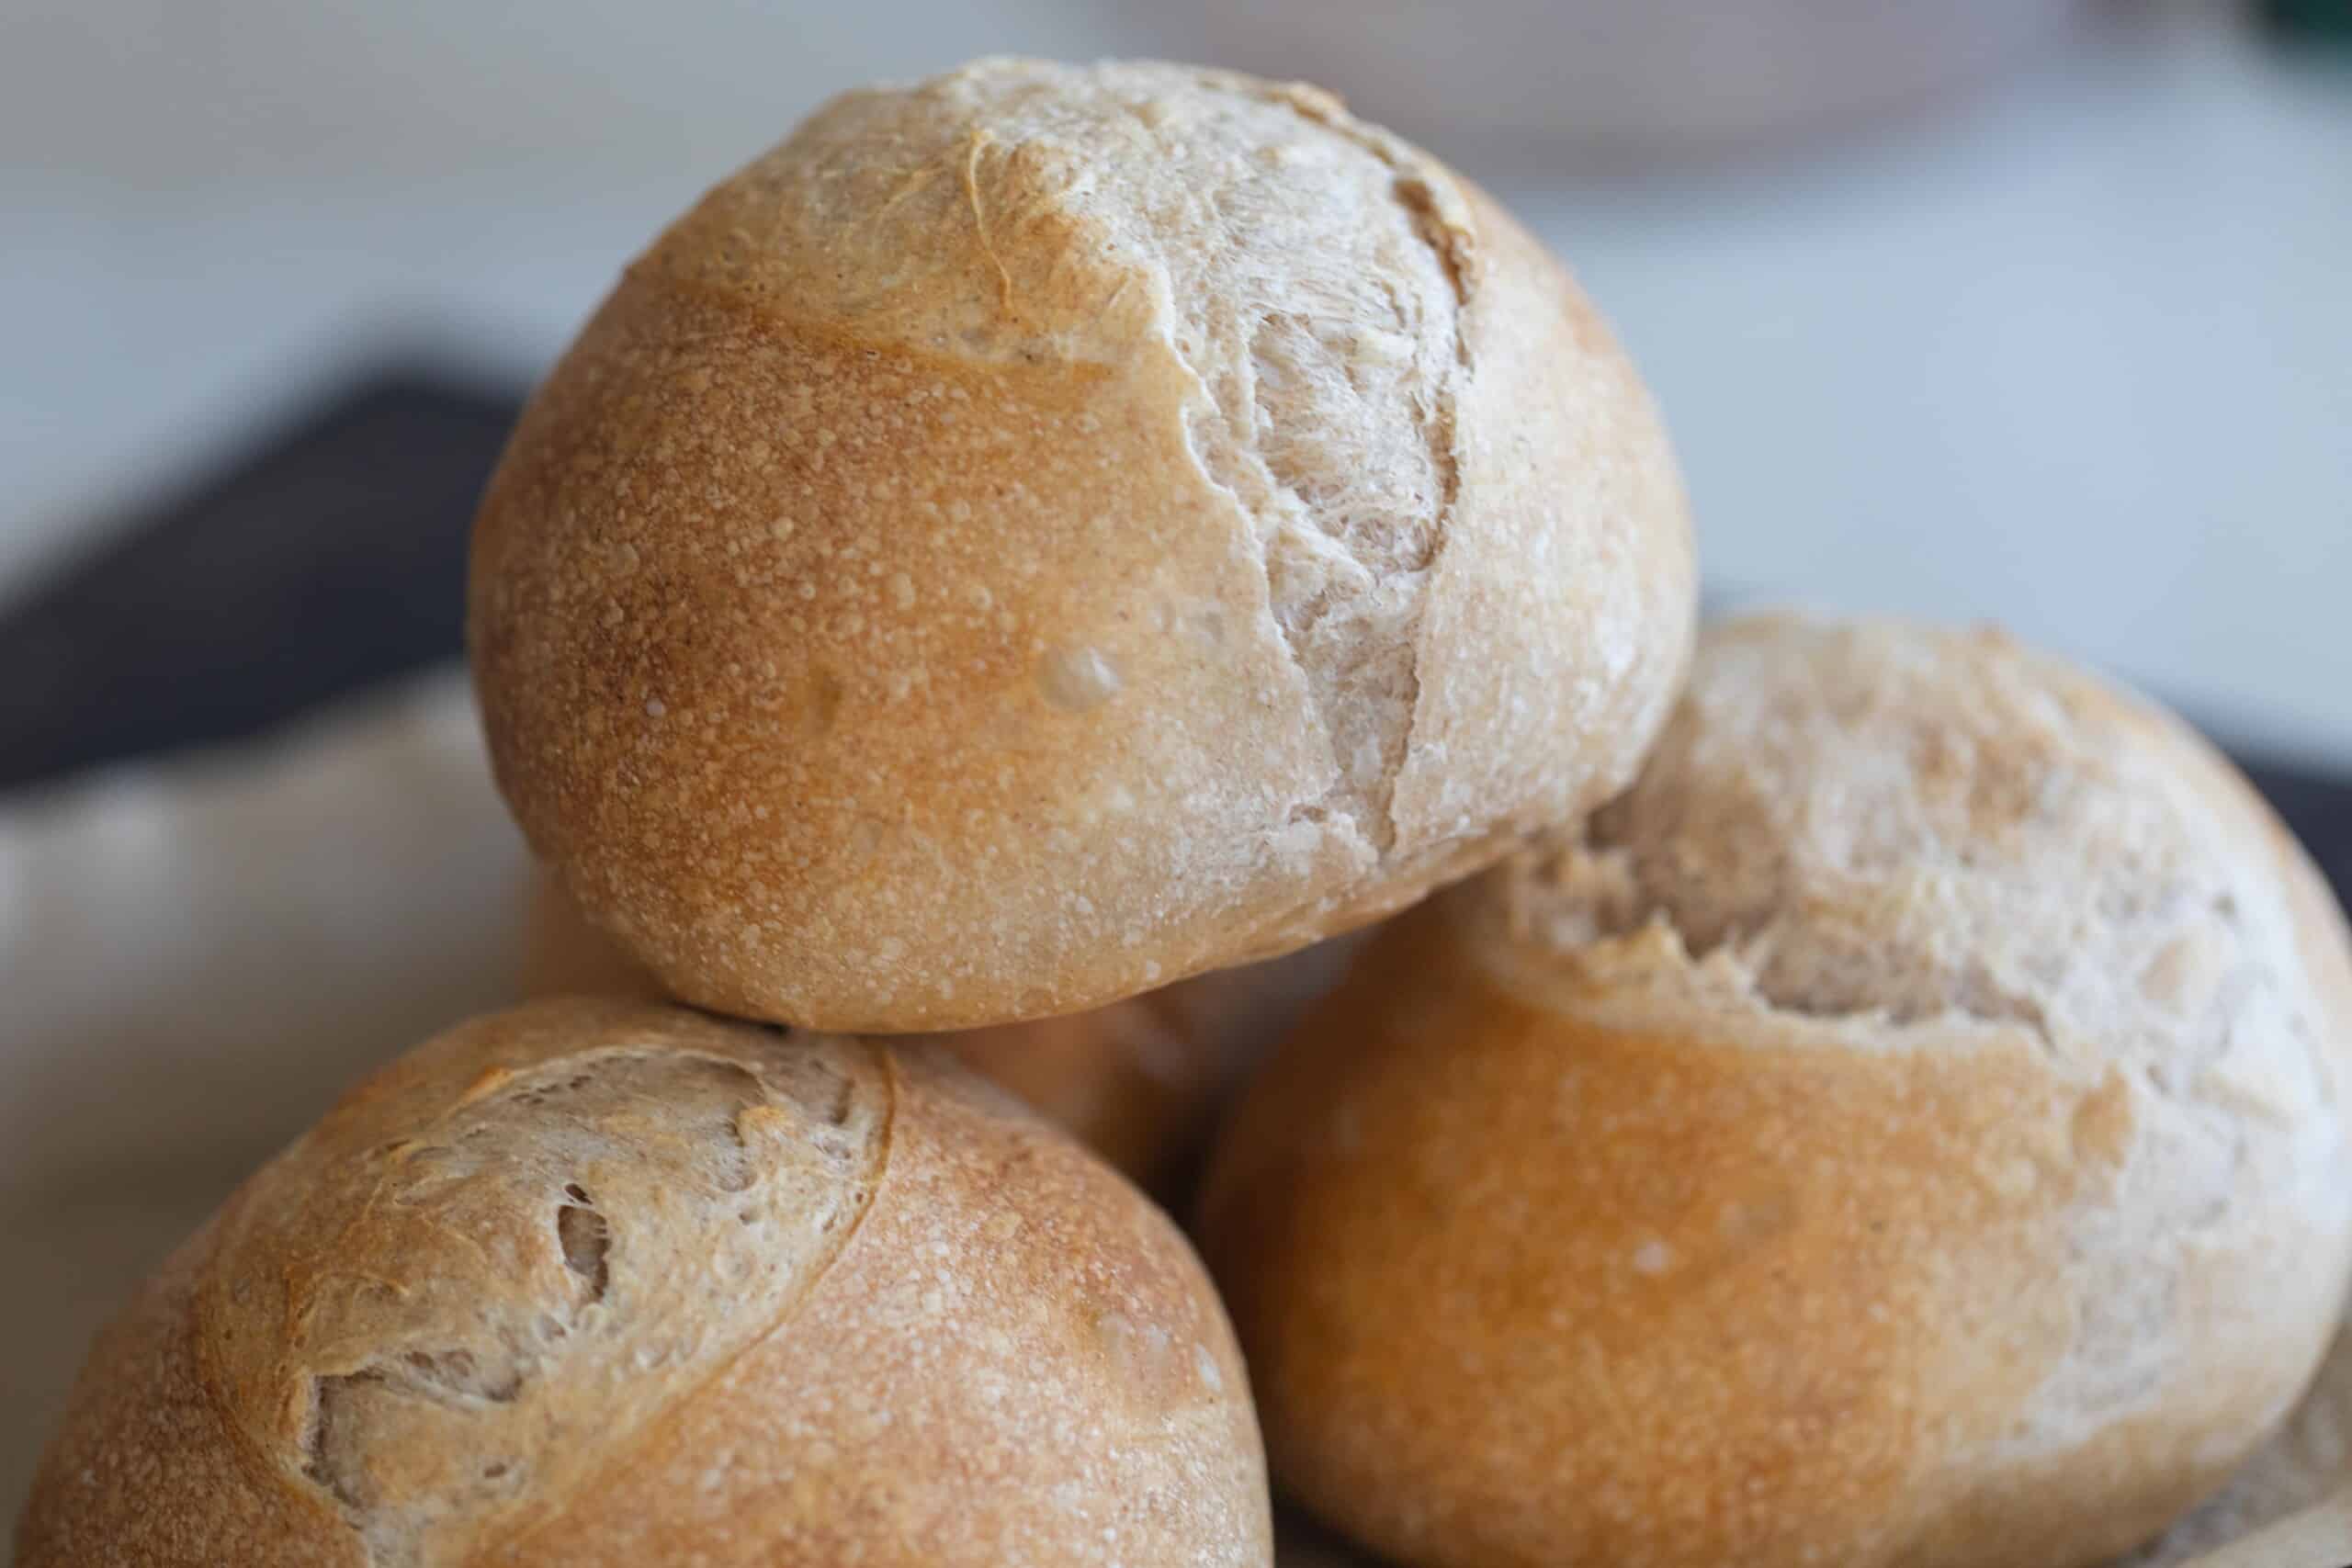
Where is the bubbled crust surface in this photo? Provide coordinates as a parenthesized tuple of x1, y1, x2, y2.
(1199, 616, 2352, 1568)
(18, 1000, 1270, 1567)
(469, 57, 1693, 1032)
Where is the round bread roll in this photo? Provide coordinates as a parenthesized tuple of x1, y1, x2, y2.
(19, 1000, 1270, 1567)
(516, 869, 1354, 1188)
(469, 56, 1695, 1033)
(1199, 615, 2352, 1568)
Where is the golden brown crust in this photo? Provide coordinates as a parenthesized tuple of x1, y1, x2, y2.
(469, 59, 1693, 1032)
(19, 1000, 1270, 1566)
(1205, 913, 2276, 1568)
(530, 1043, 1266, 1564)
(15, 1228, 363, 1567)
(1199, 616, 2352, 1568)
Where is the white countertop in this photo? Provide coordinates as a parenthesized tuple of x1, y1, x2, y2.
(6, 1, 2347, 762)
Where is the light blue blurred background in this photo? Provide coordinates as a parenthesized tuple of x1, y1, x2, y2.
(5, 0, 2347, 760)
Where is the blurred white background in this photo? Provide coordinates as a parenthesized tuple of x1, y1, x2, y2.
(5, 0, 2348, 760)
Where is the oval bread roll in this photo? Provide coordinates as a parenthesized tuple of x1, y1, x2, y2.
(517, 869, 1353, 1188)
(469, 57, 1695, 1033)
(19, 1000, 1271, 1566)
(1200, 615, 2352, 1568)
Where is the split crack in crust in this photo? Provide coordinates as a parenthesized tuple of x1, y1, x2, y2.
(894, 64, 1484, 861)
(468, 55, 1700, 1032)
(1157, 80, 1476, 858)
(1502, 826, 2075, 1054)
(837, 61, 1476, 864)
(1475, 616, 2352, 1440)
(1492, 620, 2319, 1104)
(232, 1032, 892, 1568)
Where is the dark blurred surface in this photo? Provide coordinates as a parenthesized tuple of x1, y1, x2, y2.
(0, 372, 521, 792)
(2266, 0, 2352, 41)
(0, 368, 2345, 915)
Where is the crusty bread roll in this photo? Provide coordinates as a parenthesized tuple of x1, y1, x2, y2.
(19, 999, 1270, 1566)
(517, 869, 1353, 1188)
(470, 57, 1695, 1033)
(1199, 615, 2352, 1568)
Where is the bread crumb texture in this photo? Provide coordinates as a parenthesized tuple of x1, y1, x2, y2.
(1203, 614, 2352, 1568)
(17, 1000, 1272, 1566)
(469, 57, 1693, 1030)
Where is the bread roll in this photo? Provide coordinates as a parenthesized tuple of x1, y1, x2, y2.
(18, 999, 1270, 1566)
(1199, 615, 2352, 1568)
(518, 869, 1352, 1188)
(470, 57, 1695, 1033)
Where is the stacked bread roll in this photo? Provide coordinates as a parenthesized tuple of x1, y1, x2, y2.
(1202, 618, 2352, 1567)
(17, 55, 2350, 1568)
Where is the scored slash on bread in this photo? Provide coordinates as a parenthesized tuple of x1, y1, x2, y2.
(469, 58, 1695, 1033)
(17, 1000, 1270, 1567)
